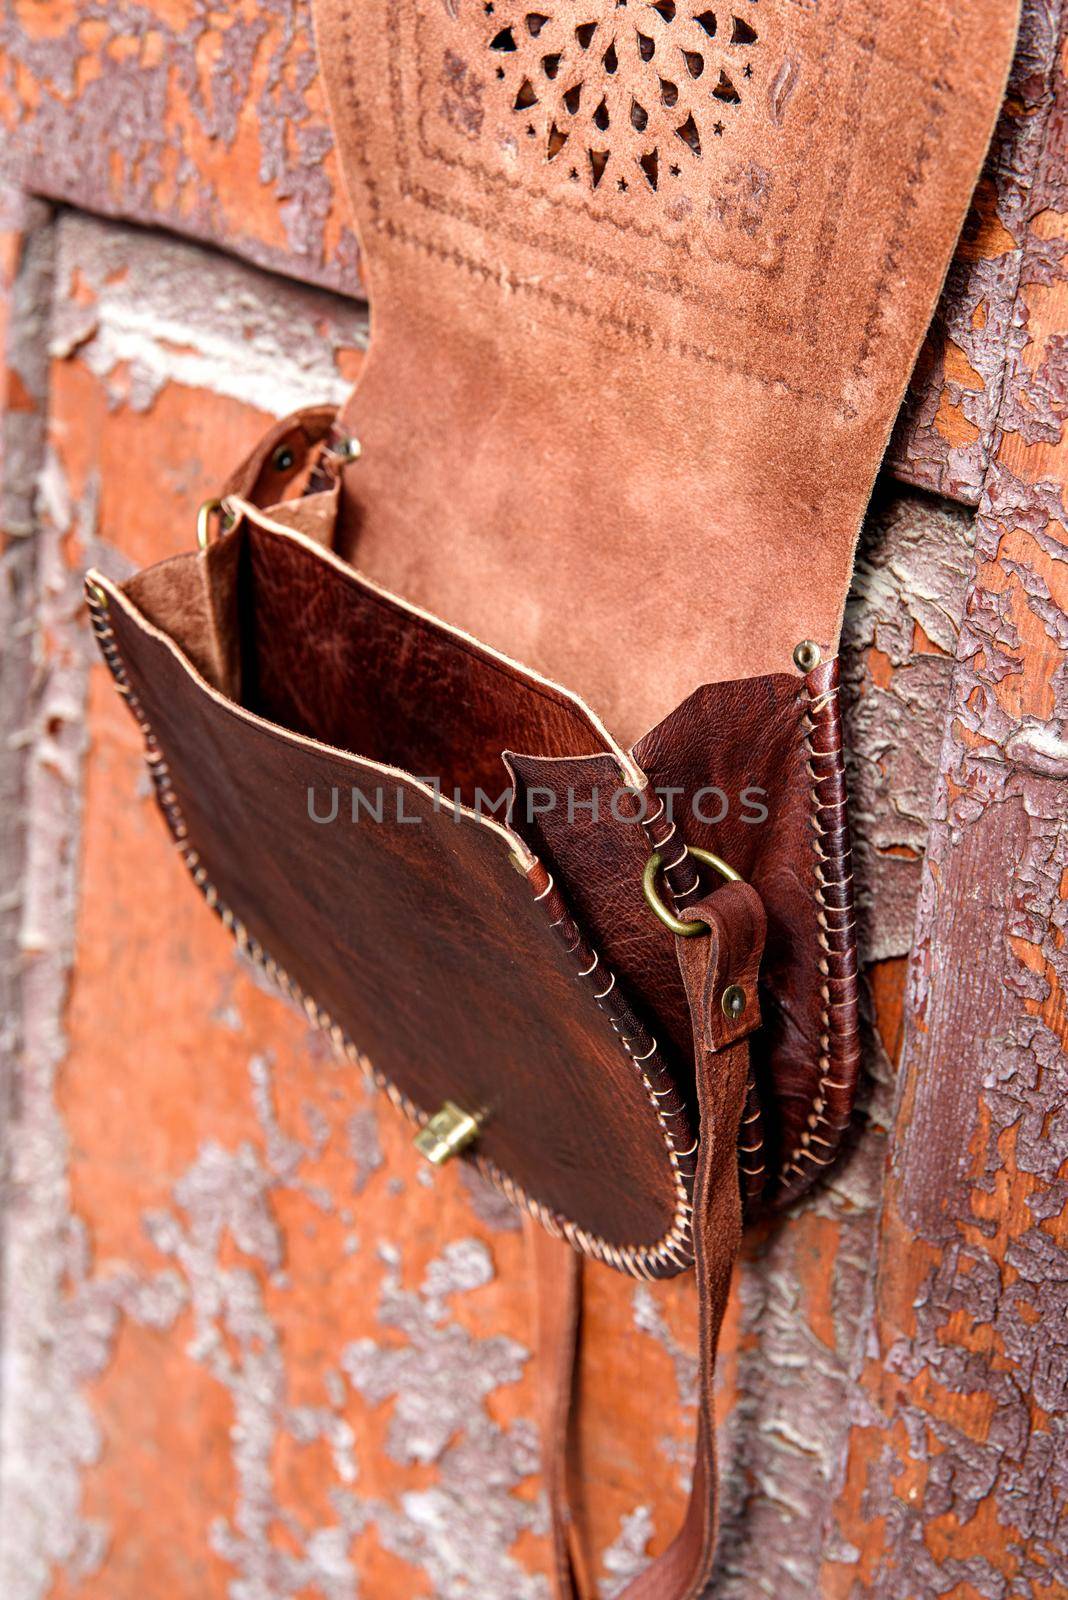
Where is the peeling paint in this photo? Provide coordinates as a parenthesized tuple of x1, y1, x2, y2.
(346, 1103, 383, 1197)
(342, 1241, 548, 1599)
(842, 487, 976, 962)
(51, 212, 367, 418)
(146, 1135, 365, 1600)
(0, 1, 356, 297)
(826, 14, 1068, 1588)
(0, 276, 119, 1597)
(600, 1507, 655, 1599)
(887, 0, 1065, 504)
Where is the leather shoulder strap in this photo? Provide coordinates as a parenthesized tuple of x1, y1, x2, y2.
(531, 879, 766, 1599)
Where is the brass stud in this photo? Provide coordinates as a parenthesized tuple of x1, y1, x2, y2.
(721, 983, 747, 1019)
(330, 435, 362, 463)
(413, 1101, 480, 1166)
(793, 639, 822, 674)
(85, 577, 108, 609)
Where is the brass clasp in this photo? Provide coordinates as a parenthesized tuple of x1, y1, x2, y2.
(413, 1101, 481, 1166)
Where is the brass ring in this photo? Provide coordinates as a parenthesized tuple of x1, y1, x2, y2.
(642, 846, 741, 938)
(196, 497, 236, 550)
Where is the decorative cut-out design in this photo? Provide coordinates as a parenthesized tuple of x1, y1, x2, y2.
(485, 1, 760, 196)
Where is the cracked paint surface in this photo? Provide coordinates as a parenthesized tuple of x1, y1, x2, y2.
(0, 0, 359, 295)
(821, 14, 1068, 1595)
(51, 209, 367, 419)
(887, 0, 1065, 504)
(342, 1239, 547, 1599)
(0, 189, 52, 1357)
(842, 488, 976, 964)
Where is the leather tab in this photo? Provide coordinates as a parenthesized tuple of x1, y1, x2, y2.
(679, 880, 765, 1055)
(221, 405, 339, 508)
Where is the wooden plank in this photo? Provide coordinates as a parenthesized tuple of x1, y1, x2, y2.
(0, 0, 357, 293)
(886, 0, 1065, 505)
(821, 15, 1068, 1594)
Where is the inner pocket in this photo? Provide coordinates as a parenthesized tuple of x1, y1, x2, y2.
(127, 517, 612, 808)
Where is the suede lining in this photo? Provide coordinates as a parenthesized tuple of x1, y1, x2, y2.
(313, 0, 1019, 743)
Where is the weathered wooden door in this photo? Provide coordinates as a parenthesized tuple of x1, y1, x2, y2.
(1, 4, 1066, 1596)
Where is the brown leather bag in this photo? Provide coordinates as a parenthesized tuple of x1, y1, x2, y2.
(85, 2, 1019, 1593)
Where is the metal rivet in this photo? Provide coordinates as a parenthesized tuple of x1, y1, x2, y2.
(85, 577, 108, 609)
(333, 435, 362, 462)
(271, 444, 296, 472)
(722, 983, 747, 1019)
(793, 639, 822, 674)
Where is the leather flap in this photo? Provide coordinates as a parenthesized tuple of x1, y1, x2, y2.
(313, 0, 1019, 742)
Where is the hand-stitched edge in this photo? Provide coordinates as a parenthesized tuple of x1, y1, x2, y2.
(523, 859, 697, 1276)
(777, 656, 861, 1201)
(634, 783, 766, 1211)
(86, 581, 698, 1282)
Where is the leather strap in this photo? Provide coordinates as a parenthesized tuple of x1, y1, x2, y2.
(532, 879, 766, 1599)
(528, 1225, 593, 1600)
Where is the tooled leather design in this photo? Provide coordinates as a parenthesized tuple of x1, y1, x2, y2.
(479, 4, 764, 209)
(86, 577, 700, 1280)
(373, 0, 832, 301)
(315, 0, 1019, 759)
